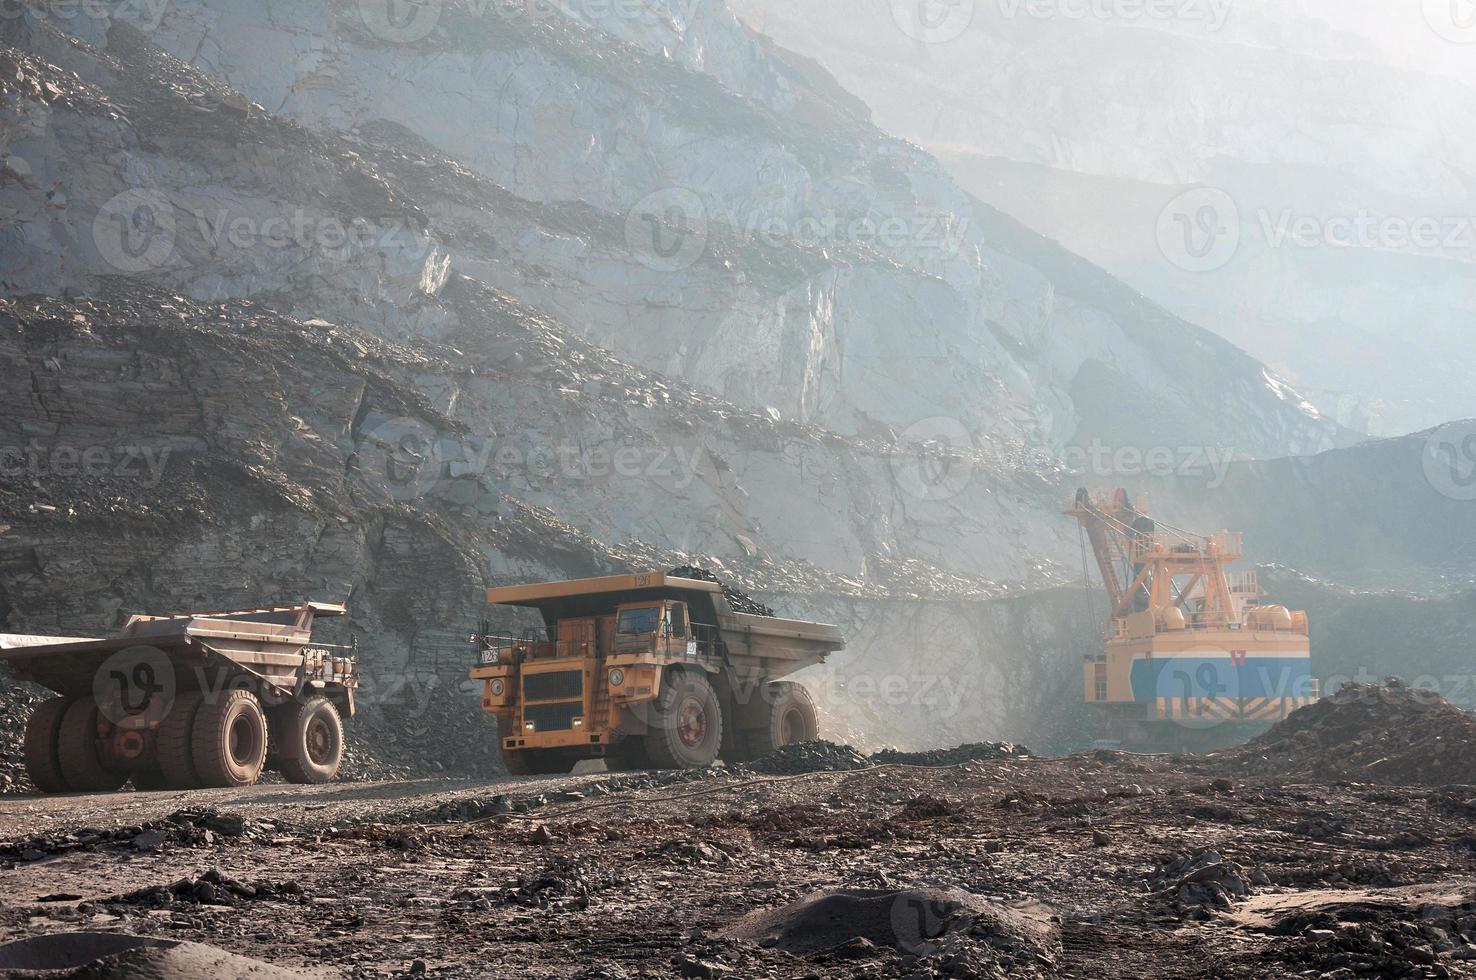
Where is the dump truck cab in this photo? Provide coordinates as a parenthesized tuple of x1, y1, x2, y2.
(471, 572, 843, 775)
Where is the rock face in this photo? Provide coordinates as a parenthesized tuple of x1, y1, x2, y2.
(0, 1, 1446, 759)
(729, 0, 1476, 437)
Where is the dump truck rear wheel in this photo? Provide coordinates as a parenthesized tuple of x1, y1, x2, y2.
(192, 689, 269, 788)
(155, 692, 205, 789)
(275, 697, 344, 785)
(645, 670, 723, 770)
(744, 681, 818, 758)
(23, 697, 72, 794)
(57, 699, 128, 793)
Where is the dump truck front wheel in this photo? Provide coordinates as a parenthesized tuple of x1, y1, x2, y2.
(23, 697, 72, 794)
(192, 689, 269, 788)
(274, 697, 345, 785)
(57, 699, 128, 793)
(645, 669, 723, 770)
(744, 681, 818, 758)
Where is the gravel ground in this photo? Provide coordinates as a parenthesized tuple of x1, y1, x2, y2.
(0, 751, 1472, 978)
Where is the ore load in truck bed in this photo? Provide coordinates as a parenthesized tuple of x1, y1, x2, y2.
(666, 566, 775, 617)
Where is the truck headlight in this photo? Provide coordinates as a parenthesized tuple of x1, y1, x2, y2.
(490, 679, 505, 696)
(572, 718, 583, 727)
(609, 668, 625, 687)
(525, 721, 535, 732)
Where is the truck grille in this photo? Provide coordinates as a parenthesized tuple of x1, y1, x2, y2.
(523, 670, 583, 701)
(524, 701, 582, 733)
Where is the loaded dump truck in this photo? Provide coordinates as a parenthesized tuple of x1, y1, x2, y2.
(0, 601, 356, 794)
(470, 572, 844, 774)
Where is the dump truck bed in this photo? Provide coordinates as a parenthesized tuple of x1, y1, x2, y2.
(0, 603, 351, 701)
(485, 572, 844, 674)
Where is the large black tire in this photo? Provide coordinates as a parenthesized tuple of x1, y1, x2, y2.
(155, 692, 205, 789)
(644, 670, 723, 770)
(57, 699, 128, 793)
(274, 697, 345, 785)
(503, 748, 573, 776)
(191, 689, 269, 788)
(741, 682, 819, 759)
(23, 697, 72, 794)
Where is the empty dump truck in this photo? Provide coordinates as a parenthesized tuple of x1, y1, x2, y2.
(470, 572, 844, 774)
(0, 601, 356, 794)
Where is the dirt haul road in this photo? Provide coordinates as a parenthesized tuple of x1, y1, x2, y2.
(0, 731, 1473, 980)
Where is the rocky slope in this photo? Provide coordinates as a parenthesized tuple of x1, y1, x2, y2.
(731, 0, 1476, 437)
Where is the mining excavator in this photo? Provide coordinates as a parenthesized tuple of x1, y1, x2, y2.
(1066, 488, 1318, 749)
(470, 571, 844, 774)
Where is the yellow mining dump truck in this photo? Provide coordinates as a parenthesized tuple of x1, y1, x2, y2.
(0, 601, 356, 793)
(470, 572, 845, 774)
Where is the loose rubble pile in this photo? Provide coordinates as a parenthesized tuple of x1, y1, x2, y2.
(109, 869, 307, 909)
(873, 743, 1032, 767)
(743, 739, 1032, 775)
(1221, 679, 1476, 785)
(744, 740, 873, 775)
(1146, 850, 1258, 918)
(1271, 893, 1476, 978)
(0, 807, 272, 863)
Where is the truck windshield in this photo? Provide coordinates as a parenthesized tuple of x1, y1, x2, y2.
(617, 607, 662, 635)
